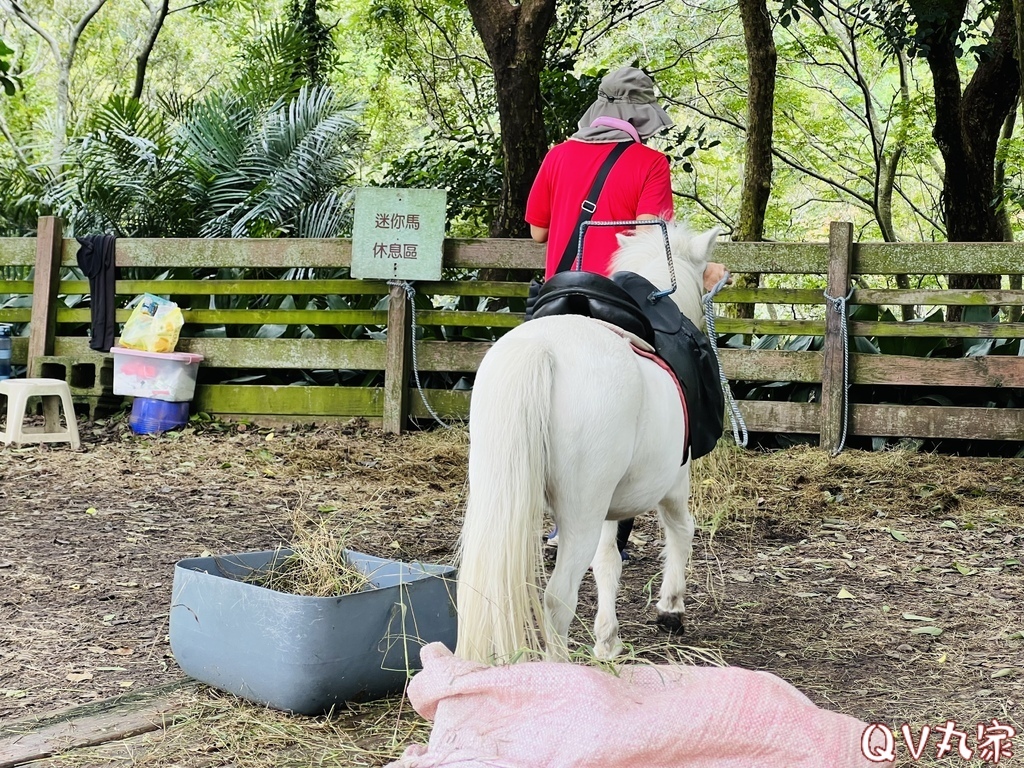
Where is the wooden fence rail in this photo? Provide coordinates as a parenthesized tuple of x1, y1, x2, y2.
(1, 216, 1022, 445)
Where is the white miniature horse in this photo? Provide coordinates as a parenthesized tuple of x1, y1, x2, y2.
(456, 221, 722, 664)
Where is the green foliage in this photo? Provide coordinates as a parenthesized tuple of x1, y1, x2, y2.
(235, 21, 330, 106)
(48, 96, 196, 237)
(540, 64, 606, 144)
(379, 65, 616, 236)
(0, 165, 47, 235)
(0, 38, 19, 97)
(366, 0, 493, 133)
(382, 133, 500, 237)
(0, 14, 363, 240)
(287, 0, 338, 85)
(181, 83, 362, 238)
(851, 1, 1001, 60)
(777, 0, 824, 29)
(659, 124, 721, 174)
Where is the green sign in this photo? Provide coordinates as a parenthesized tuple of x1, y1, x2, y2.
(351, 188, 446, 281)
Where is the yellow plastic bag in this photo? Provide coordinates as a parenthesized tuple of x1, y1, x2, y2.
(119, 293, 184, 354)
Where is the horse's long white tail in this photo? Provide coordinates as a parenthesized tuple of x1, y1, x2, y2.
(456, 337, 553, 664)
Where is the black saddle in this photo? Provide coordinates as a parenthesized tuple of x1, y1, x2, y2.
(529, 271, 655, 346)
(528, 270, 724, 461)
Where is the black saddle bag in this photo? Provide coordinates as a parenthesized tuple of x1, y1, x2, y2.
(610, 272, 724, 460)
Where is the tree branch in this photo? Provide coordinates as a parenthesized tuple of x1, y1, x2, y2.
(133, 0, 169, 99)
(0, 110, 39, 178)
(680, 99, 877, 208)
(68, 0, 110, 65)
(2, 0, 61, 62)
(167, 0, 215, 13)
(672, 188, 734, 231)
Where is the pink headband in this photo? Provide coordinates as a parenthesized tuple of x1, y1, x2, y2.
(590, 116, 641, 143)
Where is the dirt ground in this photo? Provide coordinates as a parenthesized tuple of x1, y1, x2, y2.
(1, 415, 1022, 767)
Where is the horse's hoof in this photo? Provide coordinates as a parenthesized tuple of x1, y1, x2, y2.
(656, 611, 685, 633)
(593, 639, 625, 660)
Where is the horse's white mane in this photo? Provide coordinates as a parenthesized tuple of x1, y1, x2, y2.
(608, 220, 722, 321)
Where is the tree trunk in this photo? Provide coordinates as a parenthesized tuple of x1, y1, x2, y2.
(881, 53, 914, 319)
(490, 64, 550, 239)
(133, 0, 170, 100)
(1012, 0, 1024, 321)
(995, 105, 1017, 243)
(913, 0, 1019, 318)
(3, 0, 109, 171)
(466, 0, 555, 291)
(732, 0, 776, 320)
(53, 63, 71, 168)
(466, 0, 555, 240)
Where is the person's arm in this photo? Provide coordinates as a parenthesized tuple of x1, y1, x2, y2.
(703, 261, 730, 291)
(526, 151, 553, 245)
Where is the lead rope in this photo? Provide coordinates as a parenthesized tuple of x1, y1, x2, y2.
(822, 285, 854, 456)
(702, 273, 748, 448)
(388, 280, 454, 430)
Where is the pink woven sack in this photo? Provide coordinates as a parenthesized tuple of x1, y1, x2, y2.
(386, 642, 893, 768)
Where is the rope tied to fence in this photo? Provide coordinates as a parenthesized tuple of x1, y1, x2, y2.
(822, 284, 855, 456)
(388, 280, 455, 430)
(703, 273, 748, 448)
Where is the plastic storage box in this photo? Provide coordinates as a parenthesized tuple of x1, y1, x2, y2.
(111, 347, 203, 402)
(169, 549, 458, 714)
(130, 397, 190, 434)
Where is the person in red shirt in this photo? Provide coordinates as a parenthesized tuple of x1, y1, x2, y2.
(526, 67, 728, 560)
(526, 66, 728, 289)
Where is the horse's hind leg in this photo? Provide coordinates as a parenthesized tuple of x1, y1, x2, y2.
(656, 464, 694, 630)
(590, 519, 624, 659)
(544, 508, 604, 662)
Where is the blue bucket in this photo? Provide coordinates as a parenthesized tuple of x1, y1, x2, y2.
(130, 397, 190, 435)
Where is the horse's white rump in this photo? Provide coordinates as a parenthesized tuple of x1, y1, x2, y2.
(455, 222, 719, 664)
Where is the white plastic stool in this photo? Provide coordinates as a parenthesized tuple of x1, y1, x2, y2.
(0, 378, 81, 450)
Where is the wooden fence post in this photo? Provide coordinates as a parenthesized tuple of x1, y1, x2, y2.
(383, 282, 411, 434)
(820, 221, 854, 451)
(28, 217, 64, 430)
(28, 216, 63, 366)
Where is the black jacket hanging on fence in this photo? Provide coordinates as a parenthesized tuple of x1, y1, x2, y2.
(76, 235, 117, 352)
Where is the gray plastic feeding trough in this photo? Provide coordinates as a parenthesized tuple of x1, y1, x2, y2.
(169, 548, 457, 714)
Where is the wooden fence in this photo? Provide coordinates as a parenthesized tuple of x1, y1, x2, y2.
(1, 217, 1022, 445)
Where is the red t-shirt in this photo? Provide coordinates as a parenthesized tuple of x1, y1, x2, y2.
(526, 140, 674, 278)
